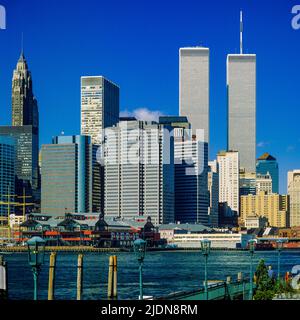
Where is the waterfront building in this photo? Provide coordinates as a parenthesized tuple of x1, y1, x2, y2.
(244, 216, 268, 230)
(179, 47, 209, 143)
(240, 191, 289, 228)
(159, 224, 251, 249)
(208, 160, 219, 226)
(217, 150, 239, 217)
(227, 12, 256, 173)
(0, 126, 39, 210)
(159, 116, 209, 225)
(288, 170, 300, 227)
(104, 119, 174, 225)
(256, 173, 272, 194)
(81, 76, 119, 145)
(0, 136, 15, 218)
(256, 153, 279, 193)
(41, 135, 92, 216)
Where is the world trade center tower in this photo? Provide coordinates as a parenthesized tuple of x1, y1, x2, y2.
(227, 12, 256, 173)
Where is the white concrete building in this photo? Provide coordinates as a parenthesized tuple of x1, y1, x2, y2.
(288, 170, 300, 227)
(256, 173, 273, 194)
(104, 119, 174, 225)
(179, 47, 209, 143)
(217, 151, 239, 216)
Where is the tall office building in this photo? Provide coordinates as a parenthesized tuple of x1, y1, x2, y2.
(81, 76, 119, 145)
(208, 160, 219, 226)
(288, 170, 300, 227)
(179, 47, 209, 143)
(0, 126, 39, 210)
(227, 12, 256, 173)
(217, 151, 239, 216)
(104, 119, 174, 225)
(12, 51, 39, 130)
(41, 135, 92, 216)
(81, 76, 119, 214)
(159, 116, 209, 225)
(0, 137, 15, 218)
(256, 153, 279, 193)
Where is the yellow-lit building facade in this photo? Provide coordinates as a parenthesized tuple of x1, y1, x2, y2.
(240, 191, 289, 228)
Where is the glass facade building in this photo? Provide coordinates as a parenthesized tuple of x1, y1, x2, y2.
(41, 135, 92, 216)
(256, 153, 279, 194)
(0, 136, 15, 217)
(159, 116, 209, 225)
(0, 126, 39, 211)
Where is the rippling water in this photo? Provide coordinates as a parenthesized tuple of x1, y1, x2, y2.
(3, 250, 300, 300)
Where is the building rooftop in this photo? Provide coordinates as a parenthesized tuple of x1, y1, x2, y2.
(257, 153, 276, 161)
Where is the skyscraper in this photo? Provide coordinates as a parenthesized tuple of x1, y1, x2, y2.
(179, 47, 210, 143)
(0, 137, 15, 217)
(104, 119, 174, 225)
(159, 116, 209, 225)
(208, 160, 219, 227)
(81, 76, 119, 145)
(256, 153, 279, 193)
(217, 150, 239, 216)
(41, 135, 92, 216)
(288, 170, 300, 227)
(227, 12, 256, 173)
(12, 52, 39, 130)
(0, 126, 39, 210)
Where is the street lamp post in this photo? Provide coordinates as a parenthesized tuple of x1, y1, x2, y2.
(27, 236, 46, 300)
(200, 239, 211, 300)
(133, 238, 147, 300)
(276, 239, 284, 283)
(248, 239, 256, 300)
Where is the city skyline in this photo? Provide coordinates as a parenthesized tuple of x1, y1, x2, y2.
(0, 0, 299, 194)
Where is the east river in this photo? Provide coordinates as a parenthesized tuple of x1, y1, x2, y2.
(3, 250, 300, 300)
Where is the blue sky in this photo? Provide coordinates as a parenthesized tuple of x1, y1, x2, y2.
(0, 0, 299, 193)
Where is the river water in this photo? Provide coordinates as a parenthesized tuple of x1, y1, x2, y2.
(3, 250, 300, 300)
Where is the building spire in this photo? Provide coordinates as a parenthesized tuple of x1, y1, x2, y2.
(240, 11, 243, 54)
(19, 32, 25, 61)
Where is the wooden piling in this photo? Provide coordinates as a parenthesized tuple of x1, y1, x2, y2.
(77, 254, 83, 300)
(226, 276, 231, 284)
(48, 252, 57, 300)
(237, 272, 243, 282)
(107, 256, 114, 299)
(0, 255, 7, 300)
(113, 255, 117, 299)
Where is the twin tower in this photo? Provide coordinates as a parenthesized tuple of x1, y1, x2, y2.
(179, 12, 256, 173)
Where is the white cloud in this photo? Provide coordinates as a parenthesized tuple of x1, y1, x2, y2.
(286, 145, 296, 153)
(120, 108, 164, 122)
(257, 141, 270, 148)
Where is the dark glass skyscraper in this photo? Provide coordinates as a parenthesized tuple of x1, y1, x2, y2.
(256, 153, 279, 194)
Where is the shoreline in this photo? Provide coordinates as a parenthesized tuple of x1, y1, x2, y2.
(0, 246, 299, 253)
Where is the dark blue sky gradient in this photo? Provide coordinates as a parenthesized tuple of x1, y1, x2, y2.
(0, 0, 299, 193)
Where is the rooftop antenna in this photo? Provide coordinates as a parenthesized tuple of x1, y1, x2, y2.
(21, 32, 24, 55)
(240, 10, 243, 54)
